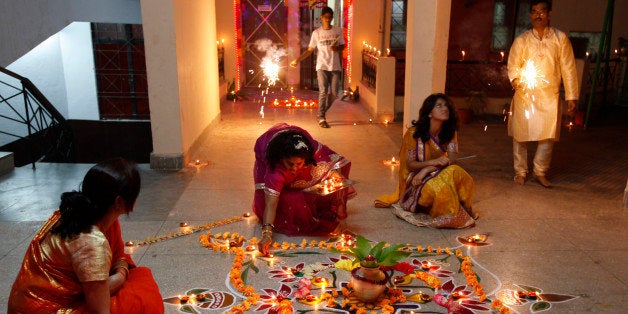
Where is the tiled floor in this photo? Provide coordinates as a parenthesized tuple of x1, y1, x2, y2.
(0, 90, 626, 313)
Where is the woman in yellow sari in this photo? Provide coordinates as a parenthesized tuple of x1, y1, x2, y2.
(375, 93, 477, 228)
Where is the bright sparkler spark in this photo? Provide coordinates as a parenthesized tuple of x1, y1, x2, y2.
(520, 59, 549, 90)
(260, 59, 280, 86)
(254, 38, 287, 88)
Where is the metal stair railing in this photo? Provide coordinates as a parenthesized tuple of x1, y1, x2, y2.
(0, 66, 73, 168)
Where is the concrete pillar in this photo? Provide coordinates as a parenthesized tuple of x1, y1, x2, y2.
(286, 0, 300, 88)
(141, 0, 221, 170)
(403, 0, 451, 130)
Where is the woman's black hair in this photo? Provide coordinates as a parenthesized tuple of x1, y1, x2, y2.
(52, 157, 141, 238)
(411, 93, 459, 145)
(266, 130, 316, 171)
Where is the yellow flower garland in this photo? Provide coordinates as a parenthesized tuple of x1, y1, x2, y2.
(126, 216, 244, 246)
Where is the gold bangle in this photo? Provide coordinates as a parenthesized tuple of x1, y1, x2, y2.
(115, 266, 129, 279)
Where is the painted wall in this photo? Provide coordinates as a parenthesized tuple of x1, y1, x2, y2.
(7, 22, 103, 124)
(553, 0, 627, 50)
(0, 0, 141, 67)
(173, 0, 221, 161)
(61, 23, 99, 120)
(350, 0, 384, 89)
(448, 0, 495, 61)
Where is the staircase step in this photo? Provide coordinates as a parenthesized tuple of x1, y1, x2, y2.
(0, 152, 15, 176)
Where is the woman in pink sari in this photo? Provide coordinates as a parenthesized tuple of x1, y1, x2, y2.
(254, 123, 356, 255)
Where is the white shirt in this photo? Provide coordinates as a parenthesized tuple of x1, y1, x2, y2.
(308, 26, 344, 71)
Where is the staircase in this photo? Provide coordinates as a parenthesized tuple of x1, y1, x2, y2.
(0, 67, 74, 168)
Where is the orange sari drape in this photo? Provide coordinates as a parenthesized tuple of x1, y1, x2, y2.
(8, 211, 163, 313)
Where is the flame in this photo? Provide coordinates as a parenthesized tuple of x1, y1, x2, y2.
(521, 59, 539, 90)
(261, 58, 280, 86)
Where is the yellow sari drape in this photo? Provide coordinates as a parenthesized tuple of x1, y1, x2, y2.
(377, 128, 475, 228)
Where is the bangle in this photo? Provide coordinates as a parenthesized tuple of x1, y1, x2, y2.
(262, 223, 274, 230)
(115, 266, 129, 279)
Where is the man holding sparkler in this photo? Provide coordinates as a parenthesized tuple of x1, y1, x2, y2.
(290, 6, 345, 128)
(507, 0, 578, 187)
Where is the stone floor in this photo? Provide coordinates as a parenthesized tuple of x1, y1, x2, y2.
(0, 90, 626, 313)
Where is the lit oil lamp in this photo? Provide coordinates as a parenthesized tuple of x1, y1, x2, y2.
(421, 261, 431, 270)
(465, 233, 488, 243)
(517, 290, 539, 299)
(179, 295, 190, 303)
(383, 156, 400, 167)
(124, 241, 134, 247)
(195, 293, 207, 301)
(179, 222, 189, 227)
(243, 212, 251, 217)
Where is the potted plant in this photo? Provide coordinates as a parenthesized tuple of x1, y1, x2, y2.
(463, 89, 488, 122)
(331, 235, 410, 302)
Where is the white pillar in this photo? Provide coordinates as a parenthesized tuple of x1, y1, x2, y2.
(286, 0, 300, 88)
(141, 0, 184, 169)
(403, 0, 451, 130)
(142, 0, 220, 170)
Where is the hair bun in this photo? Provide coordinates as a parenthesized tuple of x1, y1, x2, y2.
(59, 191, 92, 216)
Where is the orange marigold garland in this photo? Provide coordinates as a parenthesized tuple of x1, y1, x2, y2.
(491, 299, 512, 314)
(415, 270, 442, 289)
(460, 256, 487, 301)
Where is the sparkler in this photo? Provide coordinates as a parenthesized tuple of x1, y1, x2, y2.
(520, 59, 549, 91)
(254, 38, 287, 87)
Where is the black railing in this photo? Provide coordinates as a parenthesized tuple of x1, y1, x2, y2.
(0, 67, 73, 167)
(361, 50, 378, 88)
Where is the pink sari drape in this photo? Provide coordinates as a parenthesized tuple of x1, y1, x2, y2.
(253, 123, 356, 236)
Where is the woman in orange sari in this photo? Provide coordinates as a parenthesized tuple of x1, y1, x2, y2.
(9, 158, 163, 313)
(375, 93, 477, 228)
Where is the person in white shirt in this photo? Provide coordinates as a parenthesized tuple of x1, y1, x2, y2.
(290, 6, 345, 128)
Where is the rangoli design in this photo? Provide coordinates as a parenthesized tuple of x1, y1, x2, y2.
(157, 227, 577, 313)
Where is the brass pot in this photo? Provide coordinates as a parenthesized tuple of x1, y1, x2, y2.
(350, 266, 389, 303)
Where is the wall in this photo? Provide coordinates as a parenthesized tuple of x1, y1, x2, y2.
(1, 31, 67, 147)
(61, 23, 99, 120)
(0, 0, 141, 67)
(448, 0, 496, 61)
(553, 0, 627, 50)
(215, 0, 236, 86)
(350, 0, 384, 89)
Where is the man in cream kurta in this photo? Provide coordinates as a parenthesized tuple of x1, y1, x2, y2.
(507, 0, 578, 187)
